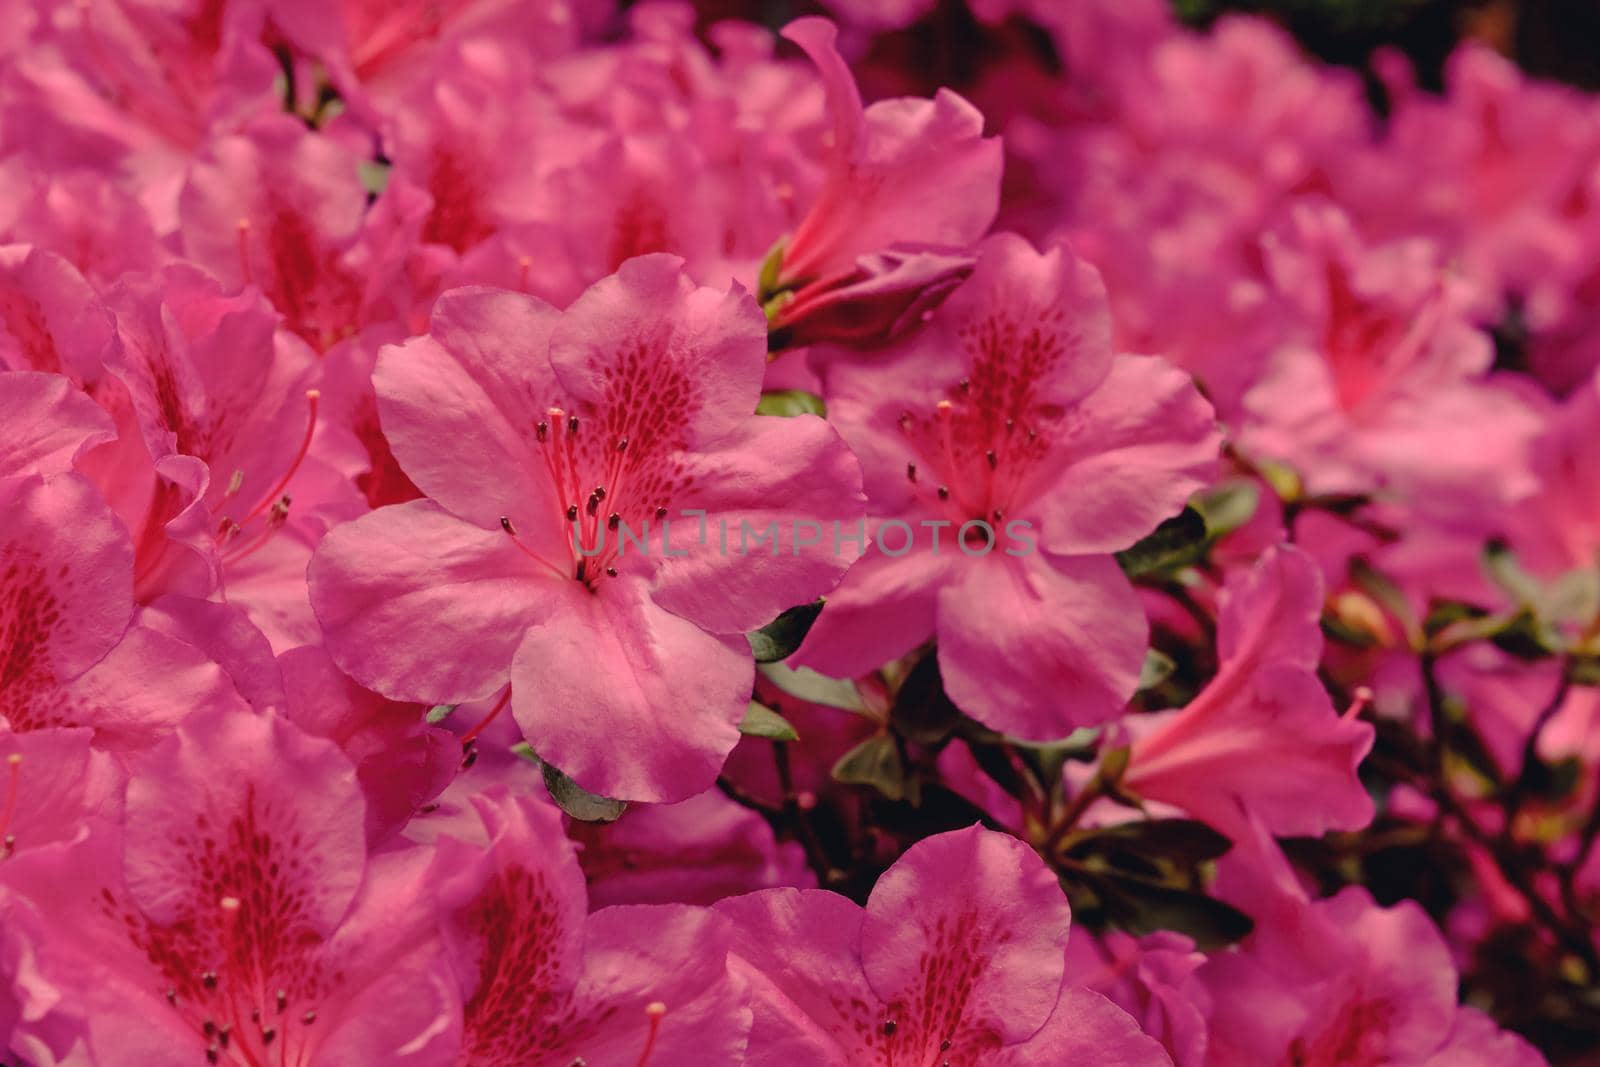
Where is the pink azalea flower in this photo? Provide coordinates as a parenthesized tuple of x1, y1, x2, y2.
(1239, 201, 1542, 521)
(763, 18, 1001, 328)
(97, 265, 367, 648)
(178, 117, 374, 351)
(426, 786, 751, 1065)
(1066, 929, 1212, 1067)
(0, 703, 462, 1066)
(797, 233, 1219, 738)
(4, 0, 279, 228)
(268, 0, 586, 110)
(1122, 545, 1375, 843)
(716, 824, 1172, 1065)
(310, 256, 866, 800)
(573, 790, 814, 909)
(0, 472, 247, 747)
(1201, 887, 1541, 1067)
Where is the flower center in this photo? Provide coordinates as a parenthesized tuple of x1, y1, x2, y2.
(897, 381, 1050, 528)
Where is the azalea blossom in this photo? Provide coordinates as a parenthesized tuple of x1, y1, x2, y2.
(797, 232, 1219, 737)
(716, 824, 1172, 1065)
(311, 255, 865, 800)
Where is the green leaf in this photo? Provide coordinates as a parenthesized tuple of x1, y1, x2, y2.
(425, 704, 457, 724)
(888, 652, 963, 744)
(1137, 649, 1177, 692)
(739, 701, 800, 742)
(1116, 507, 1208, 580)
(1483, 540, 1544, 607)
(1069, 818, 1235, 867)
(756, 389, 826, 418)
(358, 160, 390, 196)
(1192, 479, 1260, 540)
(1086, 870, 1254, 948)
(747, 600, 825, 663)
(757, 662, 867, 714)
(1349, 557, 1420, 649)
(832, 735, 910, 802)
(756, 236, 787, 302)
(541, 762, 627, 823)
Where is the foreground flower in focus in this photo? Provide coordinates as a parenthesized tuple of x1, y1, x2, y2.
(311, 255, 865, 801)
(798, 233, 1219, 737)
(716, 824, 1172, 1065)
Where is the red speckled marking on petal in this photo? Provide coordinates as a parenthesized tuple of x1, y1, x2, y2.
(460, 864, 604, 1065)
(0, 550, 68, 730)
(103, 788, 341, 1063)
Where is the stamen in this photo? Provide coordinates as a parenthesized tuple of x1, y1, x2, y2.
(500, 517, 569, 581)
(460, 688, 511, 746)
(616, 437, 629, 453)
(633, 1002, 668, 1067)
(567, 415, 579, 434)
(0, 754, 21, 850)
(655, 507, 667, 520)
(236, 219, 253, 286)
(238, 390, 320, 527)
(536, 421, 549, 442)
(566, 505, 579, 521)
(1343, 686, 1374, 721)
(906, 463, 917, 483)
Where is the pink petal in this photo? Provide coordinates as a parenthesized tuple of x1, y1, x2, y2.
(861, 826, 1072, 1049)
(122, 705, 366, 933)
(1023, 354, 1220, 555)
(937, 552, 1148, 738)
(0, 371, 115, 481)
(309, 500, 550, 704)
(509, 574, 751, 802)
(376, 286, 564, 533)
(652, 414, 866, 635)
(547, 255, 768, 452)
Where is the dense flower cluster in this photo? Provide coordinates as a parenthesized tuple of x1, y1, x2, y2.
(0, 0, 1596, 1064)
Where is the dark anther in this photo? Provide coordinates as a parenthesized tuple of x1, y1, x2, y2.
(262, 1027, 277, 1045)
(461, 747, 479, 769)
(616, 437, 629, 452)
(567, 415, 579, 434)
(607, 512, 620, 530)
(536, 421, 548, 441)
(276, 989, 287, 1012)
(958, 378, 970, 393)
(937, 486, 950, 500)
(303, 1010, 317, 1025)
(206, 1046, 219, 1065)
(605, 566, 618, 578)
(586, 492, 601, 516)
(655, 506, 667, 520)
(906, 463, 917, 482)
(201, 971, 217, 990)
(500, 517, 517, 535)
(882, 1020, 897, 1037)
(566, 504, 579, 521)
(985, 449, 997, 469)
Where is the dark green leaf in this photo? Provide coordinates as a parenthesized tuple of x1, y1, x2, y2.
(832, 735, 910, 802)
(1081, 869, 1254, 948)
(756, 389, 826, 418)
(1192, 479, 1260, 540)
(889, 652, 963, 744)
(1068, 818, 1235, 867)
(542, 762, 627, 823)
(757, 661, 867, 713)
(1116, 507, 1208, 580)
(1137, 649, 1177, 692)
(739, 701, 799, 742)
(747, 600, 825, 663)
